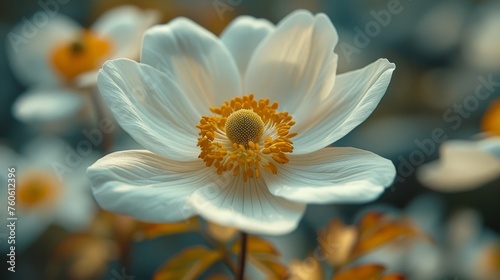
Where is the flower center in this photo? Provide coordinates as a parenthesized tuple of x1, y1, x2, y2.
(51, 30, 112, 82)
(225, 109, 264, 148)
(197, 94, 296, 181)
(18, 170, 61, 210)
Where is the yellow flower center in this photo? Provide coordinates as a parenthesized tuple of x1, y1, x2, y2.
(51, 30, 112, 83)
(197, 94, 296, 182)
(225, 109, 264, 147)
(18, 170, 61, 210)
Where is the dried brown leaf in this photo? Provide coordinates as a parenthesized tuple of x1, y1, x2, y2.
(380, 274, 407, 280)
(332, 264, 385, 280)
(288, 257, 324, 280)
(153, 246, 221, 280)
(141, 217, 199, 239)
(318, 218, 358, 267)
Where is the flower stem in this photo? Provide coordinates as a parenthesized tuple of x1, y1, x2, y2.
(197, 229, 236, 273)
(236, 232, 248, 280)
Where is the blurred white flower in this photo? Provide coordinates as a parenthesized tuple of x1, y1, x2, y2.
(418, 98, 500, 191)
(12, 87, 85, 128)
(0, 137, 96, 251)
(7, 5, 159, 88)
(447, 209, 500, 280)
(417, 138, 500, 192)
(87, 10, 396, 235)
(463, 2, 500, 71)
(414, 0, 468, 55)
(7, 6, 159, 127)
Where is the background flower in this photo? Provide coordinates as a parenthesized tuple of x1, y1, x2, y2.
(0, 137, 97, 252)
(6, 5, 159, 128)
(417, 137, 500, 191)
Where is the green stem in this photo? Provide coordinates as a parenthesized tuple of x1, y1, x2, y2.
(236, 232, 248, 280)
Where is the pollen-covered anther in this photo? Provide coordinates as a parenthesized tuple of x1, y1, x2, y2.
(197, 94, 296, 182)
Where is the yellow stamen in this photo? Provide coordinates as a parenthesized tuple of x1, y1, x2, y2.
(18, 170, 61, 209)
(197, 94, 296, 182)
(51, 30, 112, 82)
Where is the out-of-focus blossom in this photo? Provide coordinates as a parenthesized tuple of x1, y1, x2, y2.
(413, 0, 468, 56)
(418, 100, 500, 191)
(6, 6, 159, 127)
(462, 1, 500, 71)
(417, 137, 500, 191)
(447, 209, 500, 280)
(7, 5, 159, 88)
(0, 137, 96, 251)
(418, 66, 481, 111)
(12, 87, 86, 128)
(87, 10, 396, 235)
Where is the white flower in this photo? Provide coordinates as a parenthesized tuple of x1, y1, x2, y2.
(414, 1, 468, 55)
(87, 10, 396, 235)
(7, 6, 159, 125)
(417, 137, 500, 192)
(0, 137, 96, 251)
(462, 1, 500, 71)
(12, 87, 85, 127)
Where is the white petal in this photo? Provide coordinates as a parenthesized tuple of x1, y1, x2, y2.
(220, 16, 275, 79)
(417, 140, 500, 191)
(12, 88, 84, 125)
(263, 147, 396, 204)
(6, 15, 80, 86)
(92, 5, 160, 59)
(245, 10, 338, 112)
(141, 17, 241, 110)
(87, 150, 212, 222)
(462, 3, 500, 71)
(190, 174, 306, 235)
(293, 59, 395, 154)
(75, 70, 98, 88)
(98, 58, 201, 161)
